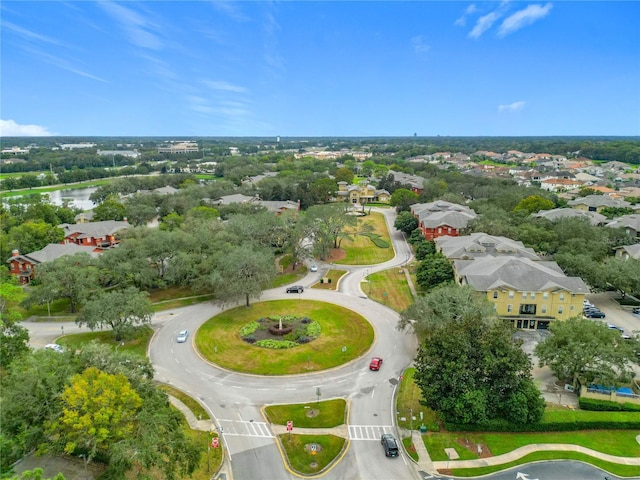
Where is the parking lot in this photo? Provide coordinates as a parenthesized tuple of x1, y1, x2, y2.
(515, 291, 640, 407)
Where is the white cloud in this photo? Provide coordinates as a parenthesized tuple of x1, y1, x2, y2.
(2, 21, 65, 46)
(0, 119, 55, 136)
(203, 80, 247, 93)
(454, 4, 477, 27)
(469, 11, 502, 39)
(21, 46, 108, 83)
(498, 101, 526, 112)
(99, 1, 163, 50)
(411, 35, 430, 54)
(498, 3, 553, 37)
(210, 1, 249, 22)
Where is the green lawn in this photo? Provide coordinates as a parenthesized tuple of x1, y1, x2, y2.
(424, 429, 640, 462)
(57, 326, 153, 357)
(402, 436, 419, 462)
(158, 384, 210, 420)
(195, 300, 374, 375)
(312, 269, 348, 290)
(264, 399, 346, 428)
(279, 434, 346, 475)
(395, 368, 440, 432)
(366, 269, 414, 312)
(335, 212, 394, 265)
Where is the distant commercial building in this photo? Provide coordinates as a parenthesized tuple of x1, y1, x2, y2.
(1, 146, 30, 155)
(59, 143, 97, 150)
(97, 149, 141, 159)
(157, 142, 199, 154)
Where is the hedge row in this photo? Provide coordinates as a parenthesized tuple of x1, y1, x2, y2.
(579, 397, 640, 412)
(446, 409, 640, 432)
(359, 233, 390, 248)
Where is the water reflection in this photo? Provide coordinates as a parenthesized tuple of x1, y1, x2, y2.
(6, 186, 98, 211)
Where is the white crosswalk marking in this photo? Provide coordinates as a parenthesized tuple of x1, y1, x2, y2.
(348, 425, 394, 440)
(217, 419, 274, 438)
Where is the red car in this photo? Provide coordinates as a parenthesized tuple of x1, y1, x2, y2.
(369, 357, 383, 371)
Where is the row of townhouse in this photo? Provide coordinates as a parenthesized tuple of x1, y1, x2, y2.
(7, 220, 130, 284)
(435, 233, 589, 329)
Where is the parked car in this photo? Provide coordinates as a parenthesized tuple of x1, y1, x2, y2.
(632, 307, 640, 315)
(369, 357, 383, 371)
(583, 299, 594, 308)
(176, 330, 189, 343)
(607, 324, 624, 332)
(381, 433, 399, 457)
(585, 310, 606, 318)
(44, 344, 64, 353)
(286, 286, 304, 293)
(310, 264, 318, 272)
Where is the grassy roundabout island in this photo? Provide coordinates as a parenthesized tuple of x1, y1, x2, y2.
(195, 300, 375, 375)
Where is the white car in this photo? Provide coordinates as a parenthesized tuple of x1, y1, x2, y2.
(44, 344, 64, 353)
(310, 264, 318, 272)
(176, 330, 189, 343)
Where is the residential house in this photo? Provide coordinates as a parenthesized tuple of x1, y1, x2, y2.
(532, 208, 607, 226)
(567, 195, 632, 213)
(336, 182, 390, 205)
(434, 233, 540, 261)
(411, 201, 477, 241)
(7, 244, 99, 284)
(614, 244, 640, 260)
(388, 170, 426, 194)
(59, 220, 130, 249)
(539, 177, 583, 192)
(258, 200, 300, 216)
(606, 214, 640, 239)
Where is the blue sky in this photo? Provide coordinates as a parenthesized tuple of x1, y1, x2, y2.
(1, 1, 638, 137)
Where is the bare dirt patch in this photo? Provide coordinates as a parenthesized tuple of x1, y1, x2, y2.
(456, 437, 493, 458)
(325, 248, 347, 262)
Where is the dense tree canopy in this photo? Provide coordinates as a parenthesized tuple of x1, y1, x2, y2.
(406, 285, 544, 426)
(535, 317, 638, 389)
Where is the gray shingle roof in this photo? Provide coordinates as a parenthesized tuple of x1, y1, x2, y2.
(568, 195, 631, 209)
(455, 256, 589, 294)
(532, 208, 607, 225)
(435, 233, 540, 260)
(58, 220, 130, 239)
(8, 243, 99, 265)
(606, 214, 640, 232)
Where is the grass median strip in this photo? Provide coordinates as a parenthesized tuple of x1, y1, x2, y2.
(265, 399, 346, 428)
(279, 434, 346, 475)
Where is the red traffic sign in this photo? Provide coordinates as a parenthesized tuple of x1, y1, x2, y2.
(286, 420, 293, 431)
(211, 437, 219, 448)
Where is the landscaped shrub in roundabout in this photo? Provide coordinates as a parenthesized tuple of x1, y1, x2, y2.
(195, 299, 374, 375)
(240, 315, 321, 348)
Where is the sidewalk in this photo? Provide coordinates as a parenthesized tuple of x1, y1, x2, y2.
(167, 396, 233, 480)
(431, 443, 640, 470)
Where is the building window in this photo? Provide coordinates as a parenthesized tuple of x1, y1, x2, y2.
(558, 306, 564, 314)
(522, 292, 527, 300)
(519, 304, 537, 315)
(531, 293, 536, 300)
(447, 227, 452, 233)
(509, 291, 514, 299)
(507, 304, 513, 313)
(493, 291, 498, 299)
(438, 227, 442, 234)
(559, 293, 565, 301)
(543, 292, 549, 300)
(541, 305, 547, 314)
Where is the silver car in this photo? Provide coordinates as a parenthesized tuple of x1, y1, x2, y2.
(176, 330, 189, 343)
